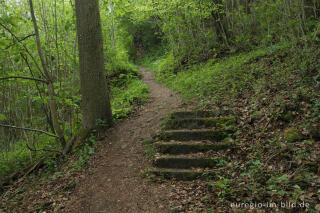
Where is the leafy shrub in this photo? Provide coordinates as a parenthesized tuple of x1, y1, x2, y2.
(111, 79, 149, 120)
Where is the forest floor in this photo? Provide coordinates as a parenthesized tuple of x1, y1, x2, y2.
(63, 67, 186, 212)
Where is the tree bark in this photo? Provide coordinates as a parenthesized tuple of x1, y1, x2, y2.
(74, 0, 112, 129)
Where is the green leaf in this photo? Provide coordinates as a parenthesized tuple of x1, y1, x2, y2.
(276, 175, 289, 182)
(0, 114, 7, 121)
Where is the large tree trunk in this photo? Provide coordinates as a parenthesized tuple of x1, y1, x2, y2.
(74, 0, 112, 129)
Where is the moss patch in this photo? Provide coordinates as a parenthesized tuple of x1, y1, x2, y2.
(284, 128, 302, 143)
(281, 111, 295, 122)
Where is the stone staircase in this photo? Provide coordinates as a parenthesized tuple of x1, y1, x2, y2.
(148, 111, 237, 180)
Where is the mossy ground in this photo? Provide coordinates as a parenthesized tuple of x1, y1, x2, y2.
(284, 128, 303, 143)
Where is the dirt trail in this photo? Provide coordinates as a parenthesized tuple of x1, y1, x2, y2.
(65, 67, 185, 213)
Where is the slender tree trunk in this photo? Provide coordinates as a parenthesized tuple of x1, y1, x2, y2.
(74, 0, 112, 129)
(110, 2, 116, 50)
(29, 0, 66, 147)
(211, 0, 229, 46)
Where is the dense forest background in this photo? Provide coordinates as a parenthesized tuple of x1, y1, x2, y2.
(0, 0, 151, 179)
(1, 0, 320, 211)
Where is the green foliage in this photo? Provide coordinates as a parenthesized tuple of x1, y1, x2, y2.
(72, 142, 95, 169)
(138, 45, 167, 70)
(111, 77, 149, 120)
(151, 46, 271, 102)
(133, 0, 320, 74)
(0, 135, 57, 178)
(210, 176, 232, 199)
(143, 140, 156, 158)
(148, 42, 320, 114)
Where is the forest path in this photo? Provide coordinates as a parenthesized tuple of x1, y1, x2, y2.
(65, 67, 186, 213)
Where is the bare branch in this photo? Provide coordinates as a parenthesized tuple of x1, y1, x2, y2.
(0, 123, 58, 138)
(17, 33, 36, 42)
(0, 76, 48, 83)
(26, 143, 62, 154)
(5, 33, 36, 49)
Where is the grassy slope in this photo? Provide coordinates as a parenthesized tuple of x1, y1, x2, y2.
(144, 42, 320, 212)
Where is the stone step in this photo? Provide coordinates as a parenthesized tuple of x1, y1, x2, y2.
(153, 154, 217, 169)
(169, 110, 234, 120)
(164, 116, 236, 130)
(159, 129, 234, 141)
(148, 168, 216, 180)
(154, 140, 233, 154)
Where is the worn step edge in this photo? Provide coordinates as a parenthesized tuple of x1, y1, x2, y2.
(147, 168, 216, 180)
(169, 110, 234, 119)
(160, 129, 234, 141)
(164, 116, 236, 130)
(154, 141, 233, 154)
(153, 155, 217, 169)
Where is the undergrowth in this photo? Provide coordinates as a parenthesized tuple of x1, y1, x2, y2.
(111, 77, 149, 120)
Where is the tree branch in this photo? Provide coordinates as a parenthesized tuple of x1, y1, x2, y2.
(0, 76, 48, 83)
(18, 33, 36, 42)
(0, 21, 46, 79)
(0, 124, 58, 138)
(20, 53, 56, 134)
(26, 143, 62, 154)
(5, 33, 35, 49)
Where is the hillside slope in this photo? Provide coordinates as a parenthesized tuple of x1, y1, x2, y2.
(141, 42, 320, 212)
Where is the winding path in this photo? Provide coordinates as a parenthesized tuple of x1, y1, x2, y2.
(65, 67, 185, 212)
